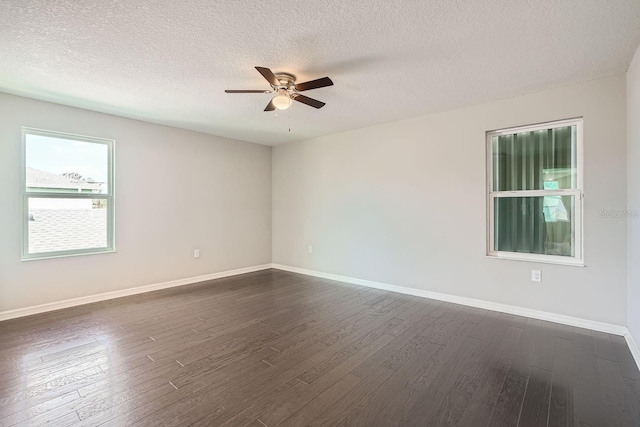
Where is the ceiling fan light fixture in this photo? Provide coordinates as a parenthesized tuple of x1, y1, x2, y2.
(272, 94, 292, 110)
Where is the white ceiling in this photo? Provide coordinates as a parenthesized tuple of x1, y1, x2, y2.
(1, 1, 639, 146)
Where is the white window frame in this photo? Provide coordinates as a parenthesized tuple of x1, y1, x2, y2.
(22, 127, 115, 261)
(486, 118, 584, 266)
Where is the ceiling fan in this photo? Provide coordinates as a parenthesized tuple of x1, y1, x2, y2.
(225, 66, 333, 111)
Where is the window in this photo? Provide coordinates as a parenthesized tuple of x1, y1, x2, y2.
(22, 128, 114, 260)
(487, 118, 583, 265)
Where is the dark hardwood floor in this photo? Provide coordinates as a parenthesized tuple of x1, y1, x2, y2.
(1, 269, 639, 426)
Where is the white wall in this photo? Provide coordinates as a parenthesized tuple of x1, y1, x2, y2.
(0, 93, 272, 312)
(273, 75, 628, 326)
(628, 45, 640, 341)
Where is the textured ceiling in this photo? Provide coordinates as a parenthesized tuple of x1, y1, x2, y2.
(1, 1, 639, 146)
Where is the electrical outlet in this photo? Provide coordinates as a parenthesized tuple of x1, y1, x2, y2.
(308, 245, 313, 254)
(194, 249, 200, 258)
(531, 270, 541, 282)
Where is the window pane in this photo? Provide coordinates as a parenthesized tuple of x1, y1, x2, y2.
(26, 134, 109, 194)
(492, 126, 576, 191)
(494, 196, 575, 257)
(28, 198, 108, 254)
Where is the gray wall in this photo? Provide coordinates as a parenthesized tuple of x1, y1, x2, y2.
(273, 75, 628, 326)
(1, 73, 632, 328)
(628, 45, 640, 340)
(0, 93, 272, 312)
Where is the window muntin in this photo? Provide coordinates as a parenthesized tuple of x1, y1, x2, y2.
(487, 119, 583, 265)
(22, 128, 114, 260)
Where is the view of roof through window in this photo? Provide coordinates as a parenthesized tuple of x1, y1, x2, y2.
(25, 133, 111, 255)
(26, 133, 109, 189)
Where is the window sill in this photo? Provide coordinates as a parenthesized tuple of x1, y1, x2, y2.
(22, 249, 116, 262)
(486, 253, 585, 267)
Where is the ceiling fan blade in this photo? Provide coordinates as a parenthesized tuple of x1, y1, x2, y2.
(264, 99, 276, 111)
(295, 77, 333, 91)
(255, 67, 280, 87)
(225, 90, 270, 93)
(292, 94, 325, 109)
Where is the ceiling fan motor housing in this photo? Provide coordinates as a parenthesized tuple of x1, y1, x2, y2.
(272, 74, 297, 109)
(274, 73, 296, 90)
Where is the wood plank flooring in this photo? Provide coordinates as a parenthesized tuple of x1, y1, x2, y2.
(1, 268, 639, 426)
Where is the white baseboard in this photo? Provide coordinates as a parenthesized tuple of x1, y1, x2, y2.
(625, 332, 640, 371)
(0, 264, 272, 322)
(271, 263, 629, 337)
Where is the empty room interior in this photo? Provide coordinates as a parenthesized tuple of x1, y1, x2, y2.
(2, 1, 640, 426)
